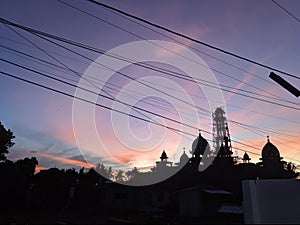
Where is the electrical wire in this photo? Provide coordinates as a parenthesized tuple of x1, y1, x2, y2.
(56, 0, 298, 105)
(1, 69, 300, 165)
(271, 0, 300, 23)
(1, 56, 296, 160)
(3, 40, 299, 127)
(5, 44, 299, 142)
(1, 15, 298, 163)
(1, 18, 299, 111)
(86, 0, 300, 80)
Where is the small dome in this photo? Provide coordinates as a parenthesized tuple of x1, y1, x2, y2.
(180, 151, 189, 164)
(243, 152, 250, 161)
(262, 138, 280, 160)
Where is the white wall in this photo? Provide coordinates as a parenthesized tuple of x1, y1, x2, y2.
(242, 179, 300, 224)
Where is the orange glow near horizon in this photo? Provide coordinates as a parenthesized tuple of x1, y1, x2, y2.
(35, 166, 47, 173)
(46, 117, 300, 171)
(36, 152, 94, 169)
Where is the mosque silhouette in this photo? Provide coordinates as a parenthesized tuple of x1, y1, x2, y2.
(1, 108, 298, 224)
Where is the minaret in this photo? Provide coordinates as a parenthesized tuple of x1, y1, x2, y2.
(212, 107, 227, 152)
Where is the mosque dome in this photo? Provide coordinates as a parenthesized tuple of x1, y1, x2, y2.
(262, 137, 280, 160)
(180, 151, 189, 164)
(191, 132, 208, 157)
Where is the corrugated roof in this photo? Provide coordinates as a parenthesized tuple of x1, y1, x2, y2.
(178, 186, 232, 194)
(202, 189, 232, 195)
(217, 204, 243, 214)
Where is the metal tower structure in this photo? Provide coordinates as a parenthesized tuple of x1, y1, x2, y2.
(212, 107, 232, 153)
(212, 107, 226, 152)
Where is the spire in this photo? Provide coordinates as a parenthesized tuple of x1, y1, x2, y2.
(243, 151, 251, 163)
(160, 150, 168, 161)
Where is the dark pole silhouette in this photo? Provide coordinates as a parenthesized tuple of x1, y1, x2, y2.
(269, 72, 300, 97)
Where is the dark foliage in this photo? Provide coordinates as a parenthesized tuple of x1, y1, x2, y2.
(0, 122, 15, 161)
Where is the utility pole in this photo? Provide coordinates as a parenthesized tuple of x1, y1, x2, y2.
(269, 72, 300, 97)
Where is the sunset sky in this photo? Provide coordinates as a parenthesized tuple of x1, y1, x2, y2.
(0, 0, 299, 173)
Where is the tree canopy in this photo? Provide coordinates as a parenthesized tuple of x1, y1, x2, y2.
(0, 122, 15, 161)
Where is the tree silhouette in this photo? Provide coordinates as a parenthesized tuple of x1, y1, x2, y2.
(107, 166, 113, 180)
(125, 167, 139, 181)
(95, 163, 109, 178)
(0, 122, 15, 161)
(115, 170, 125, 183)
(15, 157, 38, 177)
(95, 163, 115, 181)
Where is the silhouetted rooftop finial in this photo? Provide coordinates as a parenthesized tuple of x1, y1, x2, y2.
(160, 150, 168, 161)
(243, 151, 251, 162)
(267, 135, 270, 142)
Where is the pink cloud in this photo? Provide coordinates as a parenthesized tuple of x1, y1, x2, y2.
(36, 152, 94, 169)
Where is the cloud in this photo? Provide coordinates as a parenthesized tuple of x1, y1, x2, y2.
(36, 152, 93, 169)
(35, 166, 47, 173)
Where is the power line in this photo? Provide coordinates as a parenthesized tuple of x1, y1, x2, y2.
(2, 27, 300, 149)
(0, 55, 263, 154)
(1, 58, 202, 133)
(3, 41, 300, 126)
(2, 26, 198, 140)
(0, 20, 211, 115)
(1, 17, 299, 165)
(3, 45, 204, 124)
(1, 12, 296, 108)
(0, 44, 69, 72)
(1, 13, 288, 108)
(2, 54, 300, 162)
(4, 36, 299, 126)
(230, 121, 300, 153)
(1, 41, 209, 125)
(2, 46, 210, 136)
(2, 25, 198, 141)
(2, 18, 299, 159)
(4, 43, 299, 141)
(271, 0, 300, 23)
(0, 56, 293, 159)
(229, 119, 298, 138)
(32, 33, 300, 111)
(86, 0, 300, 80)
(3, 69, 300, 165)
(76, 0, 277, 86)
(56, 0, 298, 106)
(0, 36, 98, 69)
(1, 58, 211, 137)
(1, 18, 299, 110)
(1, 33, 298, 151)
(0, 70, 197, 138)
